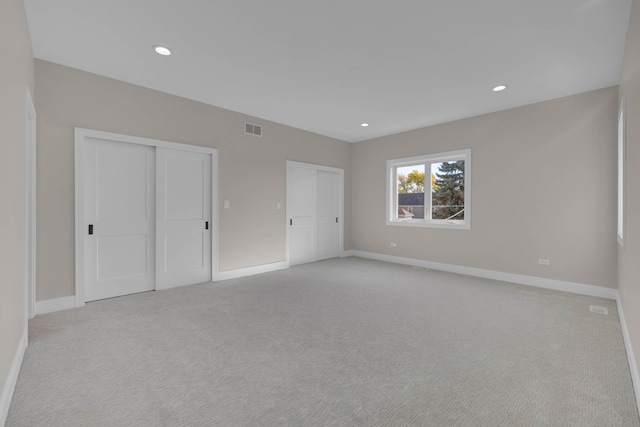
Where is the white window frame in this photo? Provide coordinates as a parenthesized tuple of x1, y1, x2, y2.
(618, 98, 626, 248)
(386, 148, 471, 230)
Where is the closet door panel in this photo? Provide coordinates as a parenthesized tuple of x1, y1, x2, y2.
(316, 170, 340, 261)
(288, 165, 317, 266)
(84, 138, 155, 302)
(156, 148, 212, 288)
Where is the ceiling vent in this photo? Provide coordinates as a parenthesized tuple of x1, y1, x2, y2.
(245, 122, 262, 137)
(589, 305, 608, 315)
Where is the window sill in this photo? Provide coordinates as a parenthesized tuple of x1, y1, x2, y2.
(386, 219, 470, 230)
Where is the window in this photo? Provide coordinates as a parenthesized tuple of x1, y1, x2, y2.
(618, 98, 626, 248)
(386, 149, 471, 229)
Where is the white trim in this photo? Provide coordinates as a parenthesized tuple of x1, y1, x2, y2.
(286, 161, 345, 265)
(35, 295, 77, 315)
(618, 97, 626, 248)
(617, 295, 640, 415)
(25, 87, 36, 320)
(213, 261, 289, 281)
(74, 128, 219, 306)
(74, 128, 216, 154)
(45, 260, 288, 302)
(74, 131, 85, 308)
(0, 326, 27, 426)
(341, 250, 356, 258)
(211, 153, 219, 282)
(349, 251, 618, 300)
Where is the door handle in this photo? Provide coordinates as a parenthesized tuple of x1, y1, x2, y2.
(88, 224, 94, 235)
(290, 219, 293, 226)
(205, 221, 209, 230)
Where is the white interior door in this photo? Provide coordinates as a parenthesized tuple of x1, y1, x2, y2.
(288, 165, 317, 266)
(316, 170, 340, 261)
(156, 148, 212, 289)
(84, 138, 155, 301)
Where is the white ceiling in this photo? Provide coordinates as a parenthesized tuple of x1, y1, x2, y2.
(24, 0, 632, 143)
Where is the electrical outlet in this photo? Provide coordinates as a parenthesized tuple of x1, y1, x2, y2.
(538, 258, 550, 266)
(390, 242, 397, 247)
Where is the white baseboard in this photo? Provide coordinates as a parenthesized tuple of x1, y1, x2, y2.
(349, 251, 618, 300)
(213, 261, 289, 281)
(35, 263, 292, 314)
(0, 326, 27, 426)
(35, 295, 76, 315)
(31, 252, 618, 312)
(617, 296, 640, 416)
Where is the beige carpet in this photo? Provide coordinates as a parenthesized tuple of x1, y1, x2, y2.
(7, 257, 640, 426)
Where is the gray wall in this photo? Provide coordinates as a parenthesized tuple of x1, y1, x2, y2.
(352, 87, 618, 288)
(35, 60, 352, 301)
(35, 58, 621, 300)
(618, 0, 640, 392)
(0, 0, 34, 412)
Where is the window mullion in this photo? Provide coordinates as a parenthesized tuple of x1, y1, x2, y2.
(393, 165, 399, 221)
(425, 161, 431, 221)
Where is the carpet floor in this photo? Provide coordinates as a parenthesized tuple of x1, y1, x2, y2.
(7, 257, 640, 426)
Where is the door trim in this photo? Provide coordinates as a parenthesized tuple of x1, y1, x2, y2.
(285, 161, 344, 265)
(25, 87, 36, 320)
(74, 128, 218, 307)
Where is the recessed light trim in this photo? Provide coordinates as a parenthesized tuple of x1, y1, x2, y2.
(493, 85, 507, 92)
(361, 123, 370, 127)
(153, 45, 171, 56)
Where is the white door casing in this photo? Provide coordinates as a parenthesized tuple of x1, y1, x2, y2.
(156, 148, 212, 289)
(84, 138, 156, 302)
(286, 161, 344, 266)
(25, 87, 36, 319)
(75, 128, 218, 306)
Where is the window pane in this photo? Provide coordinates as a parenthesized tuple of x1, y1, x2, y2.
(397, 164, 425, 219)
(431, 161, 465, 220)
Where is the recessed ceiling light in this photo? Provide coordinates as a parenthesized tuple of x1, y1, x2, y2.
(153, 45, 171, 56)
(361, 123, 370, 127)
(493, 85, 507, 92)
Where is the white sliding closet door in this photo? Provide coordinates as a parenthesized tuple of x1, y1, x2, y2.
(288, 165, 317, 266)
(316, 170, 340, 261)
(77, 128, 217, 304)
(84, 138, 155, 302)
(156, 148, 212, 289)
(287, 162, 343, 266)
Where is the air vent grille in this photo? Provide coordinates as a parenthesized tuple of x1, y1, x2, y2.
(589, 305, 608, 315)
(245, 122, 262, 137)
